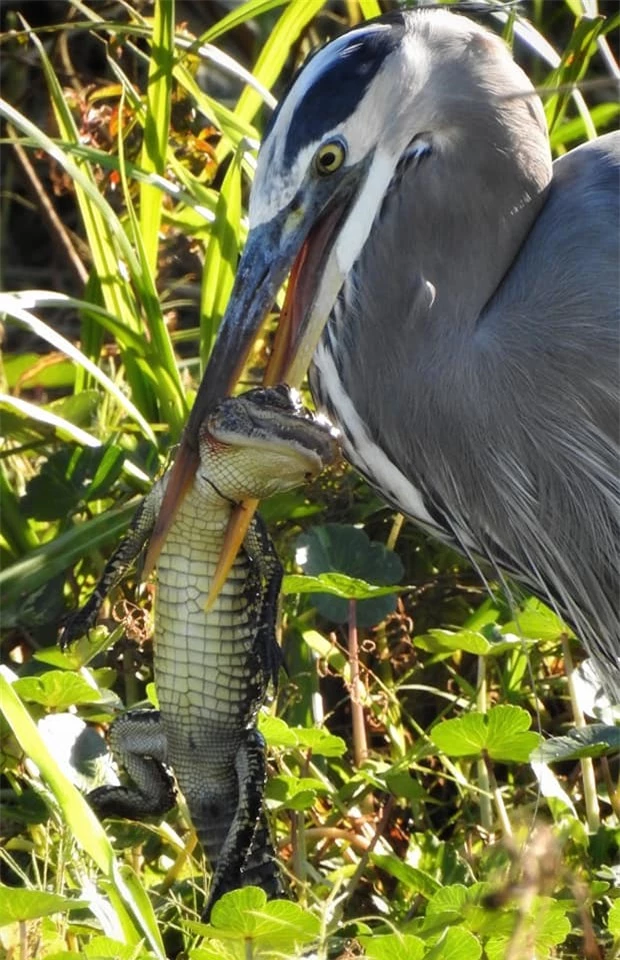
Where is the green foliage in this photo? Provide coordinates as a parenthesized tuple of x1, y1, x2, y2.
(0, 1, 617, 958)
(431, 706, 541, 763)
(295, 523, 404, 625)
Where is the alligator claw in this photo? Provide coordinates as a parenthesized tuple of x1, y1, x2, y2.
(58, 605, 98, 650)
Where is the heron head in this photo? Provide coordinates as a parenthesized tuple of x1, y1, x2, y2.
(148, 8, 551, 582)
(191, 8, 550, 417)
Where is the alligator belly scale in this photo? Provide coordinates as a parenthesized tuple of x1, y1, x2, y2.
(60, 386, 337, 919)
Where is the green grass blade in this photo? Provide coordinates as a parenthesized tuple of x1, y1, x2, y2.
(139, 0, 174, 275)
(0, 295, 157, 444)
(543, 15, 605, 136)
(0, 499, 138, 607)
(115, 87, 188, 437)
(0, 137, 219, 223)
(0, 395, 149, 486)
(198, 0, 288, 44)
(235, 0, 326, 125)
(172, 59, 259, 148)
(359, 0, 383, 18)
(200, 147, 243, 369)
(9, 290, 153, 355)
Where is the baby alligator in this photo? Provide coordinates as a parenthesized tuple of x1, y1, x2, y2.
(60, 385, 337, 919)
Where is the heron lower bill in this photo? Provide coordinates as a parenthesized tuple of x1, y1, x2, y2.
(144, 238, 315, 608)
(202, 244, 315, 610)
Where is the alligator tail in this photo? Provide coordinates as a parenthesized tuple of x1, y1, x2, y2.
(242, 811, 286, 900)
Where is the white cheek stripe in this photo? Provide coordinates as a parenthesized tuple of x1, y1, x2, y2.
(335, 149, 395, 276)
(313, 342, 442, 532)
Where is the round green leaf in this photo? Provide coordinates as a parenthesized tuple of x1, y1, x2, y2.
(431, 706, 540, 762)
(361, 933, 425, 960)
(14, 671, 102, 710)
(295, 524, 403, 626)
(425, 927, 482, 960)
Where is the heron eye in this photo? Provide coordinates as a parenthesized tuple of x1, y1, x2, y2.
(314, 139, 346, 176)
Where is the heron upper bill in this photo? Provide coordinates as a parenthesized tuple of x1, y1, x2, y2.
(150, 200, 347, 600)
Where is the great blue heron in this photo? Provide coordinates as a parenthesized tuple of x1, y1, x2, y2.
(153, 7, 620, 695)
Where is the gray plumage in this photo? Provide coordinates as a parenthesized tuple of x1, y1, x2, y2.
(186, 8, 620, 695)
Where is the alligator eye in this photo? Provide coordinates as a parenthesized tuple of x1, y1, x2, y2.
(314, 137, 346, 176)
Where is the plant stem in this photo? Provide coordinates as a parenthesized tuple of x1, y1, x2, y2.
(386, 512, 405, 552)
(484, 753, 513, 838)
(561, 635, 600, 832)
(291, 810, 307, 894)
(601, 757, 620, 819)
(348, 599, 368, 768)
(476, 656, 494, 834)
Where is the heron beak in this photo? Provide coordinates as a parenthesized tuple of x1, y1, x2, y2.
(147, 200, 348, 605)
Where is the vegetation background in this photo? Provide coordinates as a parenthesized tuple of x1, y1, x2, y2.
(0, 1, 618, 958)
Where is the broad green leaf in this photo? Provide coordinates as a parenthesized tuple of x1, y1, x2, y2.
(531, 724, 620, 763)
(426, 884, 468, 918)
(14, 671, 102, 710)
(371, 854, 440, 899)
(187, 887, 320, 948)
(384, 769, 427, 802)
(259, 715, 346, 757)
(608, 898, 620, 937)
(290, 726, 347, 757)
(3, 352, 75, 390)
(361, 933, 425, 960)
(0, 886, 86, 926)
(283, 572, 404, 600)
(425, 926, 481, 960)
(83, 937, 155, 960)
(295, 524, 403, 626)
(265, 775, 327, 811)
(502, 597, 569, 641)
(431, 706, 540, 762)
(416, 629, 491, 656)
(484, 897, 571, 960)
(258, 714, 298, 749)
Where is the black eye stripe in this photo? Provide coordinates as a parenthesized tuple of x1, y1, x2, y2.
(280, 19, 405, 166)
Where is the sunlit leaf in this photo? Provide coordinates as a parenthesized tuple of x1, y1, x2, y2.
(531, 724, 620, 763)
(431, 706, 541, 762)
(14, 671, 102, 710)
(371, 854, 440, 899)
(0, 887, 86, 926)
(361, 933, 425, 960)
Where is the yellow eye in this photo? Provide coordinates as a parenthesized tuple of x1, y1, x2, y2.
(314, 139, 346, 176)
